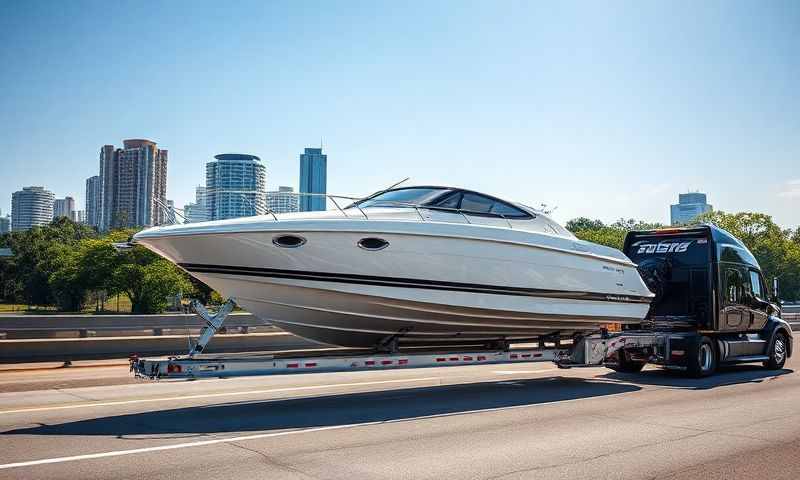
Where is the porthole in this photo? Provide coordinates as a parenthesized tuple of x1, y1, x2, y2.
(273, 234, 306, 248)
(358, 237, 389, 251)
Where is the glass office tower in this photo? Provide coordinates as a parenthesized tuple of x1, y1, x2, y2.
(299, 147, 327, 212)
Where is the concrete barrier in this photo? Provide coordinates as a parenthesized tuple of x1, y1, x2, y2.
(0, 333, 322, 363)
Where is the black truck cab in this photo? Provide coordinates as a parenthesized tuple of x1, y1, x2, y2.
(614, 224, 793, 377)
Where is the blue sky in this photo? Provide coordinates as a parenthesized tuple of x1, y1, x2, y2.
(1, 0, 798, 227)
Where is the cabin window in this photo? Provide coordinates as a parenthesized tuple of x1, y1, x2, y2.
(749, 270, 763, 298)
(433, 192, 461, 209)
(725, 269, 743, 304)
(489, 201, 528, 218)
(460, 192, 495, 214)
(357, 188, 450, 208)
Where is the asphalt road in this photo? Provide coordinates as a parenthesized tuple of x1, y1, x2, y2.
(0, 355, 798, 480)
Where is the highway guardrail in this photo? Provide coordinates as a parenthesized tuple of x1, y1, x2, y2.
(784, 312, 799, 332)
(0, 333, 322, 363)
(0, 312, 266, 337)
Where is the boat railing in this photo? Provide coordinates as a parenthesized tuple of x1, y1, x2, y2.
(155, 192, 517, 229)
(280, 192, 516, 229)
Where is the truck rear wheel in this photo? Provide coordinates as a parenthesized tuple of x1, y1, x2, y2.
(687, 336, 717, 378)
(764, 332, 788, 370)
(607, 349, 646, 373)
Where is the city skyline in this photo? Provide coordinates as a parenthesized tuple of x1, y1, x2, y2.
(0, 2, 798, 228)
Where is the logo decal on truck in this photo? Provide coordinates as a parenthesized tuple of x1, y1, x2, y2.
(636, 241, 692, 254)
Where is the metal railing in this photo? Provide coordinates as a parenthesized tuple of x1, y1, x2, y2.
(266, 192, 522, 229)
(0, 313, 265, 337)
(155, 190, 531, 229)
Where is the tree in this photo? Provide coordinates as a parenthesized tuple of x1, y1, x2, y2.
(565, 217, 605, 232)
(694, 211, 800, 301)
(565, 217, 664, 250)
(48, 244, 86, 311)
(610, 218, 665, 231)
(1, 218, 216, 312)
(187, 276, 216, 305)
(109, 244, 192, 314)
(76, 231, 134, 296)
(566, 211, 800, 301)
(3, 218, 98, 307)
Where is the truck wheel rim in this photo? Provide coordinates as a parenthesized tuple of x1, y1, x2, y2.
(699, 344, 713, 372)
(775, 338, 786, 364)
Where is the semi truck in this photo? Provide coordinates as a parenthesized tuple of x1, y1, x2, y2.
(602, 224, 793, 377)
(132, 224, 792, 380)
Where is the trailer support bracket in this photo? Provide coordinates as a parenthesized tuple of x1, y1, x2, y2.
(188, 298, 237, 357)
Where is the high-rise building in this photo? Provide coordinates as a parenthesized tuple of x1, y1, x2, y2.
(11, 186, 54, 231)
(299, 147, 327, 212)
(53, 196, 76, 220)
(183, 186, 209, 224)
(99, 145, 116, 231)
(99, 139, 168, 230)
(266, 186, 299, 214)
(85, 175, 101, 228)
(0, 215, 9, 234)
(670, 192, 713, 225)
(206, 154, 266, 220)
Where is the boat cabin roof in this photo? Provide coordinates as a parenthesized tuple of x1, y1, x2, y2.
(355, 186, 535, 218)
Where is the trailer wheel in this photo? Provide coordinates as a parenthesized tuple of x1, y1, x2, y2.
(687, 336, 717, 378)
(607, 349, 646, 374)
(764, 332, 788, 370)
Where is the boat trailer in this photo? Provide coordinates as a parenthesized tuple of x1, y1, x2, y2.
(131, 299, 661, 379)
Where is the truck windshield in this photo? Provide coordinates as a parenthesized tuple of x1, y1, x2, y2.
(626, 233, 711, 322)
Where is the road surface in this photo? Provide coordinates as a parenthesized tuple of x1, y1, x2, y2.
(0, 355, 798, 479)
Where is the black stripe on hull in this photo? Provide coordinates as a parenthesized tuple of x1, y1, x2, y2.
(179, 263, 652, 304)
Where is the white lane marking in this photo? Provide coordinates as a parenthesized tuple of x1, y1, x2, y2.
(0, 382, 622, 471)
(0, 423, 382, 470)
(0, 377, 442, 415)
(493, 368, 559, 375)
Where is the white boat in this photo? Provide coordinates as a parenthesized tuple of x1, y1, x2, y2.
(133, 186, 654, 349)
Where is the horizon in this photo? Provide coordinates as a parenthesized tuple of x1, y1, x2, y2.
(1, 1, 798, 228)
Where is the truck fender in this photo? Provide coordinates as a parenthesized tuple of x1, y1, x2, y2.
(766, 316, 793, 359)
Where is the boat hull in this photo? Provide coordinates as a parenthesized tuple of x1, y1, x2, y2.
(187, 272, 651, 347)
(136, 221, 653, 348)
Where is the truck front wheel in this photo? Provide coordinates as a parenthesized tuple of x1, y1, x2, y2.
(687, 336, 717, 378)
(764, 332, 788, 370)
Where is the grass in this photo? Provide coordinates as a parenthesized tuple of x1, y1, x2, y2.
(0, 303, 34, 313)
(1, 295, 216, 315)
(82, 294, 134, 314)
(0, 294, 136, 314)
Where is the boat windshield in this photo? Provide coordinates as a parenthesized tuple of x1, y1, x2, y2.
(355, 187, 451, 209)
